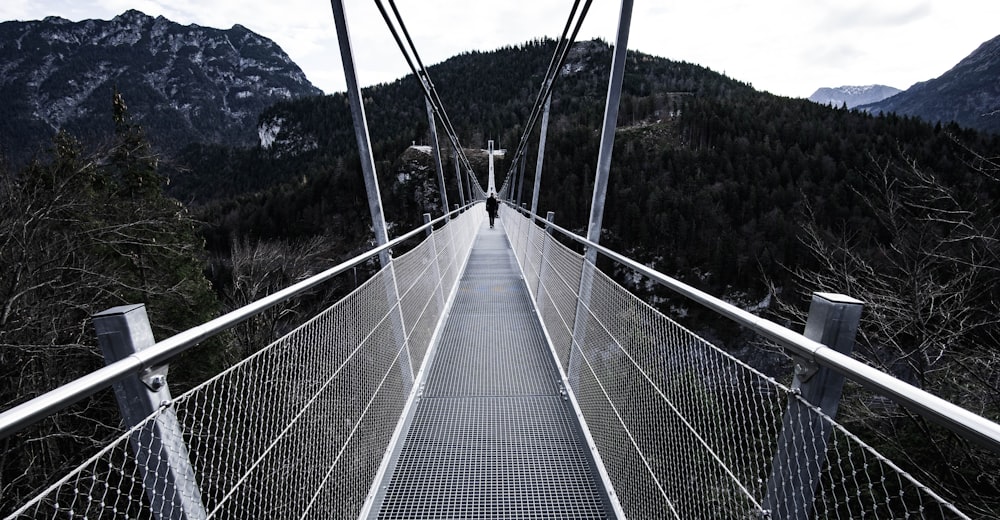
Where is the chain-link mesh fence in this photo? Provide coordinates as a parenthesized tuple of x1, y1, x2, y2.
(5, 204, 980, 519)
(504, 209, 973, 519)
(4, 206, 484, 520)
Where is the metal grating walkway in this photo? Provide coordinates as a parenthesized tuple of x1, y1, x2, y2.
(371, 220, 612, 519)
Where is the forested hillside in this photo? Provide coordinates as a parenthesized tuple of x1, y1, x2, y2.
(171, 38, 999, 299)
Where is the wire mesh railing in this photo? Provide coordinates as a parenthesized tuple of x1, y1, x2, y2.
(2, 205, 484, 520)
(502, 207, 982, 519)
(6, 199, 998, 519)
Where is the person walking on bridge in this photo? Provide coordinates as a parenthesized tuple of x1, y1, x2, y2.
(486, 192, 499, 229)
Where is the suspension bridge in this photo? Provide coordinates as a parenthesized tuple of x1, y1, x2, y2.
(3, 0, 1000, 518)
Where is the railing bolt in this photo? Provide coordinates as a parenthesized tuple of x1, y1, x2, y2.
(146, 374, 166, 392)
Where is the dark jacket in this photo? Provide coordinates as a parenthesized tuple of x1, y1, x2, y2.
(486, 196, 498, 215)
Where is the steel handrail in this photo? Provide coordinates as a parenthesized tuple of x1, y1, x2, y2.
(0, 203, 479, 439)
(512, 205, 1000, 454)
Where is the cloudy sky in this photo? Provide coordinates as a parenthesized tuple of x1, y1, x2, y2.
(2, 0, 998, 99)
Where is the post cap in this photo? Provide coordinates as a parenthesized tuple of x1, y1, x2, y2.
(813, 292, 864, 305)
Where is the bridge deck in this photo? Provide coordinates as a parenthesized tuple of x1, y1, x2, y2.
(369, 220, 612, 519)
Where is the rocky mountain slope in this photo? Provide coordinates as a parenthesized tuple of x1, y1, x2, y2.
(859, 34, 1000, 135)
(808, 85, 901, 108)
(0, 10, 322, 165)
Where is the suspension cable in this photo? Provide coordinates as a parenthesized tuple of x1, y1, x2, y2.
(498, 0, 594, 196)
(373, 0, 483, 194)
(373, 0, 594, 199)
(515, 0, 594, 159)
(511, 0, 587, 164)
(372, 1, 479, 186)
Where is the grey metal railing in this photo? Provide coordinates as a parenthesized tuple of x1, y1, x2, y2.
(508, 205, 1000, 453)
(1, 204, 484, 519)
(6, 200, 999, 519)
(502, 205, 1000, 519)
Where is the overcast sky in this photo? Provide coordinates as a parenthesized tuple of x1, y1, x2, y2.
(2, 0, 999, 99)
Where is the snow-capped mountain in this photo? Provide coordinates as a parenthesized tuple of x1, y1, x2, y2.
(808, 85, 901, 108)
(0, 10, 322, 165)
(859, 34, 1000, 135)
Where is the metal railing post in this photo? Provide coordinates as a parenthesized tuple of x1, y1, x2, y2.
(331, 0, 389, 266)
(465, 154, 476, 202)
(762, 292, 864, 520)
(424, 213, 446, 309)
(93, 304, 207, 520)
(536, 211, 556, 304)
(516, 152, 527, 208)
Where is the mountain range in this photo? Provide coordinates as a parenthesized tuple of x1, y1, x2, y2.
(858, 34, 1000, 135)
(807, 85, 901, 109)
(3, 9, 997, 173)
(0, 10, 321, 166)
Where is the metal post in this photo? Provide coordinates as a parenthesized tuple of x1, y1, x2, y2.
(423, 76, 449, 220)
(530, 95, 552, 216)
(584, 0, 633, 264)
(330, 0, 390, 267)
(467, 164, 475, 201)
(762, 293, 864, 520)
(462, 150, 476, 202)
(422, 213, 434, 238)
(536, 212, 556, 302)
(423, 213, 445, 309)
(452, 148, 466, 208)
(330, 0, 413, 386)
(446, 204, 461, 274)
(487, 139, 496, 195)
(516, 152, 527, 209)
(93, 305, 207, 520)
(569, 0, 633, 391)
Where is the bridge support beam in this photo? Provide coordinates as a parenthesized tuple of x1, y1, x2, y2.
(452, 148, 466, 209)
(516, 152, 527, 209)
(568, 0, 633, 391)
(762, 292, 864, 520)
(466, 159, 476, 201)
(422, 75, 450, 220)
(530, 95, 552, 216)
(583, 0, 632, 264)
(331, 0, 390, 266)
(331, 0, 414, 388)
(93, 304, 207, 520)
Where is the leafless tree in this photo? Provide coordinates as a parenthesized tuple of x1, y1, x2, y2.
(776, 146, 1000, 515)
(222, 235, 352, 360)
(1, 120, 221, 514)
